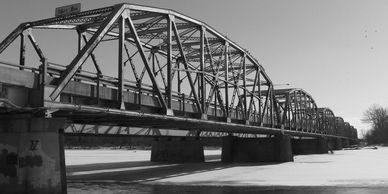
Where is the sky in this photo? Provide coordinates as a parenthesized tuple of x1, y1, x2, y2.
(1, 0, 388, 136)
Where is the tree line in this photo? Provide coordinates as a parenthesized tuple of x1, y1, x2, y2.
(363, 105, 388, 144)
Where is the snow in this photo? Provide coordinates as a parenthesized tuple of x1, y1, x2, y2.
(65, 149, 152, 166)
(66, 147, 388, 187)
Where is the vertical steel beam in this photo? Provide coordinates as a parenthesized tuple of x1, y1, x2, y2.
(118, 15, 125, 109)
(323, 109, 329, 134)
(19, 33, 25, 70)
(298, 92, 302, 130)
(124, 10, 168, 110)
(282, 95, 288, 125)
(287, 94, 292, 129)
(177, 61, 181, 93)
(272, 90, 281, 127)
(293, 91, 297, 129)
(166, 15, 173, 111)
(224, 42, 229, 118)
(270, 88, 274, 127)
(257, 70, 262, 124)
(39, 57, 48, 105)
(152, 51, 156, 75)
(200, 26, 206, 117)
(314, 107, 318, 133)
(214, 88, 218, 117)
(319, 111, 323, 133)
(77, 30, 83, 53)
(242, 54, 247, 120)
(75, 30, 84, 82)
(307, 97, 311, 132)
(50, 4, 125, 100)
(301, 93, 304, 131)
(304, 94, 308, 131)
(41, 58, 47, 87)
(297, 92, 302, 130)
(290, 96, 294, 129)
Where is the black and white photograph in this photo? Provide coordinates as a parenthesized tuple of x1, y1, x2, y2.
(0, 1, 386, 193)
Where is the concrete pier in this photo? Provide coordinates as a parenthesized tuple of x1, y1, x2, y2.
(292, 137, 328, 155)
(0, 117, 67, 194)
(331, 138, 343, 150)
(221, 134, 293, 163)
(342, 139, 350, 148)
(150, 137, 204, 163)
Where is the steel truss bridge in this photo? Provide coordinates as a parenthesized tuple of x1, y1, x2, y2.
(0, 3, 357, 140)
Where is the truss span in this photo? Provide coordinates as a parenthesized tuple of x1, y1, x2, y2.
(273, 88, 319, 133)
(0, 3, 357, 140)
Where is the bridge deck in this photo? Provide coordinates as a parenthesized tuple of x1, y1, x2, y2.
(0, 62, 350, 139)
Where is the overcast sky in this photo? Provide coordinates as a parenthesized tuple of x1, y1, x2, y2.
(1, 0, 387, 136)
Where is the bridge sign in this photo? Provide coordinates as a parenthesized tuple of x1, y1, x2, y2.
(55, 3, 81, 17)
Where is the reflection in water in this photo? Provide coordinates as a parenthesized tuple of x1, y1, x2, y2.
(68, 183, 387, 194)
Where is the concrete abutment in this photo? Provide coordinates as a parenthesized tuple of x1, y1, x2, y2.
(0, 116, 67, 194)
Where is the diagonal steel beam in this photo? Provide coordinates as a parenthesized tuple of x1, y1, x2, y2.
(171, 16, 202, 114)
(203, 33, 226, 114)
(26, 30, 45, 61)
(0, 23, 30, 55)
(50, 4, 126, 100)
(247, 69, 259, 112)
(125, 10, 168, 110)
(81, 34, 102, 74)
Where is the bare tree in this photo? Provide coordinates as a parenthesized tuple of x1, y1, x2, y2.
(362, 105, 388, 128)
(362, 104, 388, 144)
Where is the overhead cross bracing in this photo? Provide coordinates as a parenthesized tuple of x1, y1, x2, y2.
(0, 3, 357, 140)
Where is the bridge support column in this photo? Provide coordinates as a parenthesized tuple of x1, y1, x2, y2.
(221, 134, 293, 163)
(342, 139, 350, 148)
(292, 137, 328, 155)
(349, 139, 359, 146)
(330, 138, 343, 150)
(0, 116, 67, 194)
(151, 137, 204, 163)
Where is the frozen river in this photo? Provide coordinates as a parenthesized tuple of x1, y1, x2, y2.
(66, 147, 388, 193)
